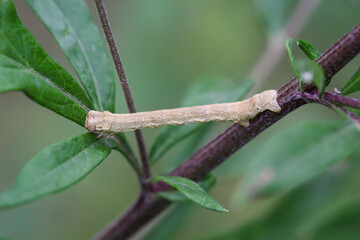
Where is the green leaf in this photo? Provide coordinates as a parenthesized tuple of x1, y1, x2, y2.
(150, 76, 254, 165)
(341, 67, 360, 95)
(234, 121, 360, 204)
(285, 38, 303, 90)
(22, 0, 133, 164)
(297, 59, 325, 98)
(0, 0, 93, 125)
(152, 175, 227, 212)
(296, 39, 321, 61)
(0, 133, 111, 208)
(209, 158, 360, 240)
(156, 174, 217, 202)
(25, 0, 115, 112)
(286, 39, 325, 96)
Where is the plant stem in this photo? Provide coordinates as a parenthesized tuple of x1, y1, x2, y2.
(95, 22, 360, 240)
(336, 106, 360, 123)
(94, 193, 169, 240)
(94, 0, 152, 186)
(323, 91, 360, 109)
(303, 91, 360, 123)
(316, 22, 360, 80)
(313, 91, 360, 123)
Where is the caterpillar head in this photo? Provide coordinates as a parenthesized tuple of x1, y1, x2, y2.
(85, 110, 104, 132)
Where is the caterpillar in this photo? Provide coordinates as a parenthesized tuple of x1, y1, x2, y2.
(85, 90, 281, 133)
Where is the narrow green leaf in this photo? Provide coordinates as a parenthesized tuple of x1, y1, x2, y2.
(297, 59, 325, 98)
(234, 121, 360, 204)
(285, 38, 303, 90)
(0, 133, 111, 208)
(0, 0, 93, 125)
(286, 39, 325, 96)
(25, 0, 115, 112)
(156, 174, 217, 202)
(150, 76, 254, 165)
(296, 39, 321, 61)
(156, 189, 189, 203)
(341, 67, 360, 95)
(152, 175, 228, 212)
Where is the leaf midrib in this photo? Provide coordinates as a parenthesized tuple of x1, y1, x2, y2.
(51, 0, 103, 110)
(0, 51, 90, 111)
(17, 140, 100, 189)
(0, 31, 29, 67)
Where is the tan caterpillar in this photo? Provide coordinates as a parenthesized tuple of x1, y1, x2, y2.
(85, 90, 281, 133)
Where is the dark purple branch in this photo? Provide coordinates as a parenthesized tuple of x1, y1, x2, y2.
(94, 193, 170, 240)
(95, 22, 360, 240)
(317, 22, 360, 80)
(94, 0, 152, 184)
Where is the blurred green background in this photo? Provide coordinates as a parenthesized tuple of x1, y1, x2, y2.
(0, 0, 359, 239)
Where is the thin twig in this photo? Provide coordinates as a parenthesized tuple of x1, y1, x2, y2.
(323, 91, 360, 109)
(313, 92, 360, 123)
(95, 21, 360, 240)
(317, 91, 360, 124)
(94, 0, 152, 186)
(336, 106, 360, 124)
(302, 91, 360, 123)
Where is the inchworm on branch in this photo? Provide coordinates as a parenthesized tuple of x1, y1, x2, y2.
(85, 90, 281, 133)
